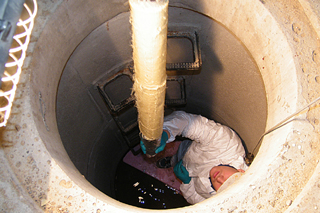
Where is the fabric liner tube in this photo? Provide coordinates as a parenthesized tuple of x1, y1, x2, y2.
(129, 0, 169, 156)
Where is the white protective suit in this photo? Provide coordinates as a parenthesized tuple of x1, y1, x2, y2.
(163, 111, 248, 204)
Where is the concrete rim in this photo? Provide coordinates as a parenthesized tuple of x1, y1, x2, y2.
(1, 0, 320, 212)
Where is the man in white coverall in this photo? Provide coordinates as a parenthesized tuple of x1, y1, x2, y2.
(140, 111, 248, 204)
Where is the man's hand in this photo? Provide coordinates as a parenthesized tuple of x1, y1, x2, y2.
(140, 131, 168, 154)
(155, 131, 168, 153)
(174, 160, 191, 184)
(140, 139, 147, 154)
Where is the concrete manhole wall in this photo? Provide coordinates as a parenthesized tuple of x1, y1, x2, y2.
(1, 0, 320, 212)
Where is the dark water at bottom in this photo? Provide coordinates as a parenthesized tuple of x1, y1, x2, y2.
(115, 160, 190, 209)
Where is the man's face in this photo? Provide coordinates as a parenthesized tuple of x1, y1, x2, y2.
(209, 165, 244, 191)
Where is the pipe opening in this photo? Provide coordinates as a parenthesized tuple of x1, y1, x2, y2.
(57, 6, 266, 209)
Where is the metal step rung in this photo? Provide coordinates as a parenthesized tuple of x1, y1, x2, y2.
(97, 67, 134, 114)
(165, 77, 187, 107)
(166, 31, 201, 71)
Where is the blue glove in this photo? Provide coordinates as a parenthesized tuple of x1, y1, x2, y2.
(173, 160, 191, 184)
(140, 139, 147, 154)
(155, 131, 168, 154)
(140, 131, 168, 154)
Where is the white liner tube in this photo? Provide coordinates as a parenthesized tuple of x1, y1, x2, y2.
(130, 0, 168, 147)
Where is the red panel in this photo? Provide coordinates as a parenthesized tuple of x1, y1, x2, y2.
(123, 141, 182, 193)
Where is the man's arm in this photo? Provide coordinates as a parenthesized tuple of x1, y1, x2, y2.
(180, 179, 206, 204)
(163, 111, 247, 170)
(163, 111, 199, 143)
(163, 111, 226, 145)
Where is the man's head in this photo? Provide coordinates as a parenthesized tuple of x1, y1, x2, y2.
(209, 165, 245, 191)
